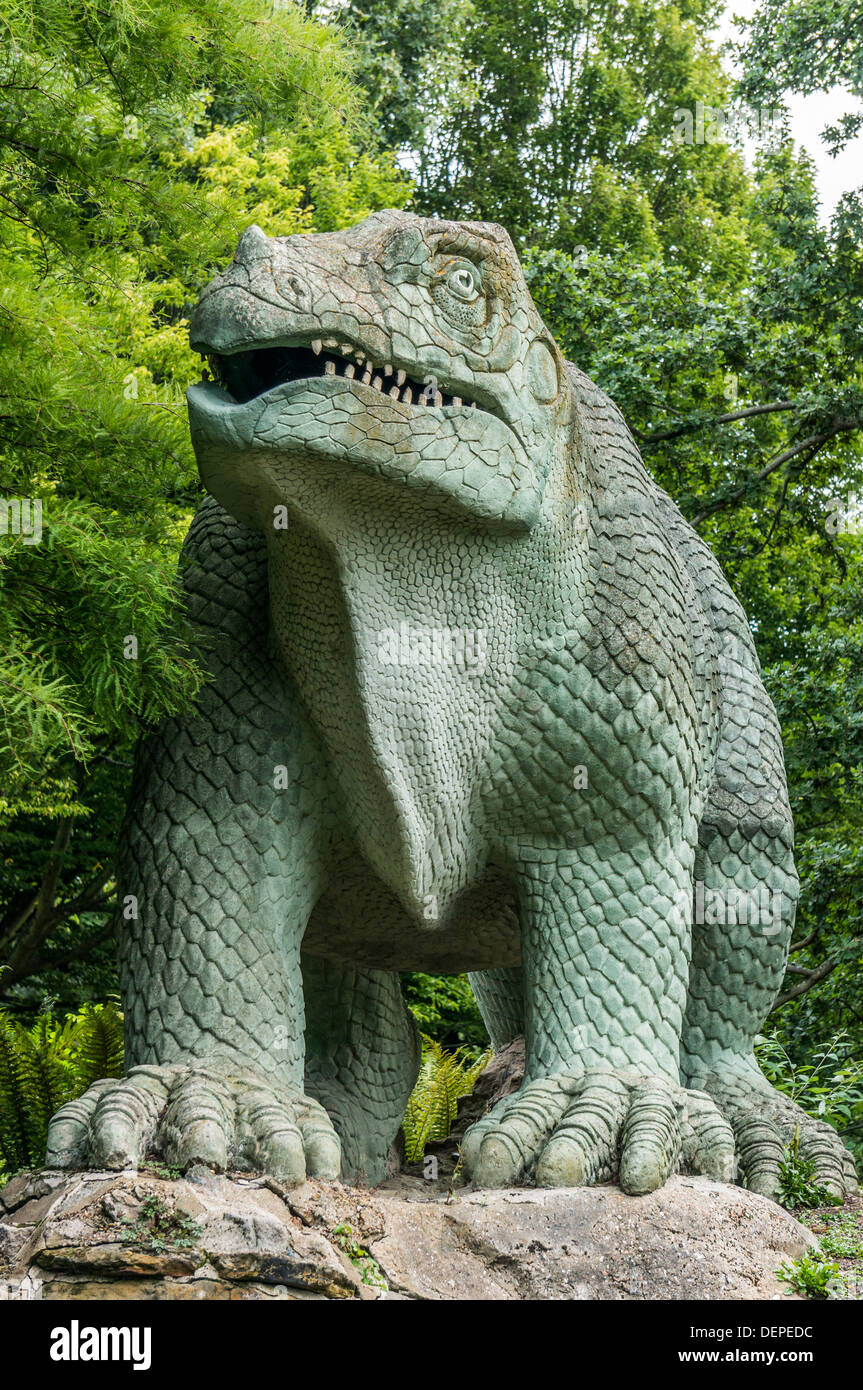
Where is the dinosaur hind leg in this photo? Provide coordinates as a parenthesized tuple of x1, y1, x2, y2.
(302, 957, 420, 1185)
(682, 802, 858, 1199)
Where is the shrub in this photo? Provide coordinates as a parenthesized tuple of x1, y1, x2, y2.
(0, 1000, 123, 1180)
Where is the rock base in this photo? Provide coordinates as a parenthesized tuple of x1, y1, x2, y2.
(0, 1166, 815, 1301)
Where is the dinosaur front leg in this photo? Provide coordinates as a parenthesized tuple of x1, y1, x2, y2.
(46, 499, 341, 1186)
(462, 840, 734, 1194)
(47, 705, 340, 1185)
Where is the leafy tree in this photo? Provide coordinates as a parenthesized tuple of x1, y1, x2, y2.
(402, 973, 488, 1055)
(310, 0, 476, 153)
(347, 0, 755, 269)
(738, 0, 863, 154)
(0, 0, 410, 1001)
(729, 0, 863, 1070)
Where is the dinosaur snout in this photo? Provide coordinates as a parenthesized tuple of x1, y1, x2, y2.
(233, 223, 271, 263)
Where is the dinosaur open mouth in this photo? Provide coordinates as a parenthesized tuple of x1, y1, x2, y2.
(206, 340, 480, 412)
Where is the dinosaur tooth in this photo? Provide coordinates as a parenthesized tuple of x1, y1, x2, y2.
(341, 344, 352, 356)
(396, 370, 406, 387)
(311, 339, 322, 355)
(323, 336, 338, 348)
(362, 365, 373, 384)
(452, 397, 462, 407)
(384, 363, 393, 376)
(401, 387, 412, 404)
(344, 363, 355, 378)
(389, 385, 400, 399)
(324, 360, 336, 375)
(372, 376, 383, 391)
(433, 391, 443, 407)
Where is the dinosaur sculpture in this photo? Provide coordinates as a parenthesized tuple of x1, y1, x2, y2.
(47, 211, 857, 1200)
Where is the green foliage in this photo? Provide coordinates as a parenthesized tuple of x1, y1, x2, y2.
(322, 0, 476, 153)
(755, 1032, 863, 1165)
(332, 1222, 389, 1289)
(402, 1036, 491, 1161)
(776, 1250, 840, 1299)
(121, 1193, 203, 1253)
(796, 1207, 863, 1300)
(739, 0, 863, 154)
(0, 0, 369, 790)
(0, 0, 410, 997)
(806, 1209, 863, 1260)
(140, 1161, 183, 1182)
(0, 1000, 123, 1176)
(362, 0, 754, 264)
(402, 973, 488, 1055)
(775, 1131, 842, 1210)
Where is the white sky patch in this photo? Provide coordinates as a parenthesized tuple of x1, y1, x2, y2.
(716, 1, 863, 221)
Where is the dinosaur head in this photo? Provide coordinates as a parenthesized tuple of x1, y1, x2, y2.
(187, 210, 572, 532)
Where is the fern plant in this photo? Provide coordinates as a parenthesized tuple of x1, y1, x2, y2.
(402, 1035, 491, 1162)
(0, 1000, 124, 1181)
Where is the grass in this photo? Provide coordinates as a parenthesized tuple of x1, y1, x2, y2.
(778, 1196, 863, 1300)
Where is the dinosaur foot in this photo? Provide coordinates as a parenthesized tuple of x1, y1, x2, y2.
(699, 1067, 859, 1202)
(461, 1070, 735, 1195)
(45, 1060, 341, 1188)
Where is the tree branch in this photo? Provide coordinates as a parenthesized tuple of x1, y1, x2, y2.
(634, 400, 797, 446)
(0, 817, 73, 954)
(18, 919, 116, 980)
(0, 849, 114, 988)
(772, 938, 862, 1009)
(691, 418, 861, 528)
(789, 929, 818, 954)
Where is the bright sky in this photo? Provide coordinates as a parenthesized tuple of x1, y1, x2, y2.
(717, 2, 863, 221)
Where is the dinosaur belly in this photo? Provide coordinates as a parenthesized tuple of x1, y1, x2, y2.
(266, 515, 523, 921)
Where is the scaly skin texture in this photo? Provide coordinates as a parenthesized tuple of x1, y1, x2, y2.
(48, 211, 858, 1198)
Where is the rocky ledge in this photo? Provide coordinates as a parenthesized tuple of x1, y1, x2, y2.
(0, 1164, 814, 1301)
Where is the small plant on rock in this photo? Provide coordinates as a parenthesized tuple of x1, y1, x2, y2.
(776, 1131, 842, 1210)
(332, 1222, 388, 1290)
(121, 1194, 203, 1253)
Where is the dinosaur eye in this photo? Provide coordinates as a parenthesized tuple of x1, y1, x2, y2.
(445, 263, 481, 302)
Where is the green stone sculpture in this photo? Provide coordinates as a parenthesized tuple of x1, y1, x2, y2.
(47, 211, 858, 1200)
